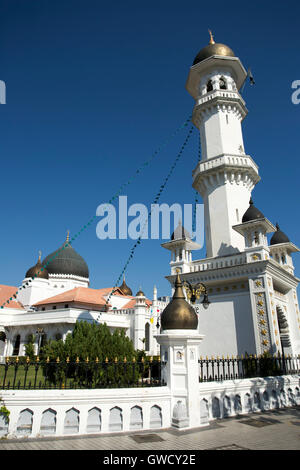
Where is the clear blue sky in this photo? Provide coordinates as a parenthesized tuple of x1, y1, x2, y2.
(0, 0, 300, 299)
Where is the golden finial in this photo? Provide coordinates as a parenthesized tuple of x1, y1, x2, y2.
(66, 230, 70, 243)
(208, 29, 215, 45)
(38, 250, 42, 262)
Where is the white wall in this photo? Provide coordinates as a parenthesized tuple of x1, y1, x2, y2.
(197, 292, 255, 357)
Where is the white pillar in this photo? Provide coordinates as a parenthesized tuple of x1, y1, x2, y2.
(156, 329, 205, 429)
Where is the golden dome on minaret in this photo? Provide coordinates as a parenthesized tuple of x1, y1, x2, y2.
(193, 30, 235, 66)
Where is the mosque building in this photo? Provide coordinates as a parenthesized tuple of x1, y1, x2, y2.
(0, 33, 299, 360)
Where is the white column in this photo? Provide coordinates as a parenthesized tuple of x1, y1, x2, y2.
(156, 329, 205, 429)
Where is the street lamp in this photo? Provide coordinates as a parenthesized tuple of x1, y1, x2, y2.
(183, 280, 210, 310)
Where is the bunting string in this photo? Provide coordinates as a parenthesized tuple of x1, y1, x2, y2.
(192, 131, 201, 234)
(0, 115, 192, 310)
(106, 125, 194, 306)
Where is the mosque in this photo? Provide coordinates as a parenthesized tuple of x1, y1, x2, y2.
(1, 33, 300, 360)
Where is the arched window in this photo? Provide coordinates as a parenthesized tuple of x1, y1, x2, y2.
(64, 408, 79, 434)
(87, 407, 101, 433)
(150, 405, 162, 429)
(130, 406, 143, 430)
(219, 77, 227, 89)
(109, 407, 123, 432)
(16, 409, 33, 436)
(145, 323, 150, 351)
(13, 334, 21, 356)
(206, 79, 213, 93)
(0, 332, 6, 356)
(40, 409, 57, 435)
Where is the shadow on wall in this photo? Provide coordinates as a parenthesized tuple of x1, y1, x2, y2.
(217, 243, 240, 257)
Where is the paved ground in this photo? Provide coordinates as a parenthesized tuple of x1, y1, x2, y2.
(1, 406, 300, 451)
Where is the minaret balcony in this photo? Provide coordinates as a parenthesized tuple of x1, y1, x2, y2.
(192, 153, 260, 194)
(192, 90, 248, 125)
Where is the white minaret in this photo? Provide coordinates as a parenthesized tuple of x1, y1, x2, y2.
(186, 32, 260, 258)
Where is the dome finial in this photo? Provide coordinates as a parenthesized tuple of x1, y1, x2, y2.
(66, 230, 70, 243)
(208, 29, 215, 45)
(38, 250, 42, 262)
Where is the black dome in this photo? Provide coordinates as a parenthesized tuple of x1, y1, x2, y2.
(270, 223, 290, 245)
(242, 199, 265, 223)
(193, 43, 235, 66)
(42, 240, 89, 278)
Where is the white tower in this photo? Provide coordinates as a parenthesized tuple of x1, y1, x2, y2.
(186, 32, 260, 258)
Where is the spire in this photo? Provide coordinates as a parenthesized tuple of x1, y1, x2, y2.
(173, 272, 186, 300)
(38, 250, 42, 262)
(208, 29, 215, 45)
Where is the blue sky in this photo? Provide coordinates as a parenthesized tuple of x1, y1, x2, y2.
(0, 0, 299, 299)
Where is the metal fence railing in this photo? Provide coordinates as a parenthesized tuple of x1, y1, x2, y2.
(198, 354, 300, 382)
(0, 357, 165, 390)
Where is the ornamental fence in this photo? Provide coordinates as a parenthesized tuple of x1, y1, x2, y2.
(198, 354, 300, 382)
(0, 357, 165, 390)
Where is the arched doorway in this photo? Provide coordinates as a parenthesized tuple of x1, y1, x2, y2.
(0, 331, 6, 356)
(145, 323, 150, 352)
(13, 334, 21, 356)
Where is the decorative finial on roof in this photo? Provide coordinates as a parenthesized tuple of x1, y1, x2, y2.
(38, 250, 42, 262)
(208, 29, 215, 45)
(66, 230, 70, 243)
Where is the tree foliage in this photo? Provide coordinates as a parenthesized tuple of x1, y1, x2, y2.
(39, 321, 141, 387)
(40, 321, 137, 361)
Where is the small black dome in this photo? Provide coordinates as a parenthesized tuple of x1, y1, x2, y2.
(161, 273, 198, 330)
(26, 254, 49, 280)
(242, 198, 265, 223)
(270, 223, 290, 245)
(193, 43, 235, 66)
(171, 221, 191, 240)
(136, 289, 145, 297)
(42, 238, 89, 278)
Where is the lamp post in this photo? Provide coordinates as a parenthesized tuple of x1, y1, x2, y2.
(183, 280, 210, 309)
